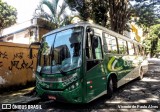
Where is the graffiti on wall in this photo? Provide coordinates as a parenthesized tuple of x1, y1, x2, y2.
(0, 51, 9, 68)
(9, 60, 34, 70)
(0, 43, 39, 87)
(0, 51, 37, 71)
(9, 52, 35, 70)
(0, 51, 8, 59)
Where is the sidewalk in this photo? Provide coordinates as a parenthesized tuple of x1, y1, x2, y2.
(0, 87, 40, 104)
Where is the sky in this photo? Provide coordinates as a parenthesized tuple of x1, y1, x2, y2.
(3, 0, 41, 23)
(3, 0, 73, 23)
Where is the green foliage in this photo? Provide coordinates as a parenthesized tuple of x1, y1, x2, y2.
(92, 0, 109, 27)
(143, 24, 160, 57)
(34, 0, 72, 29)
(0, 0, 17, 30)
(65, 0, 88, 21)
(132, 0, 159, 57)
(108, 0, 131, 34)
(149, 24, 160, 39)
(149, 24, 160, 57)
(143, 38, 151, 53)
(132, 0, 159, 32)
(66, 0, 130, 34)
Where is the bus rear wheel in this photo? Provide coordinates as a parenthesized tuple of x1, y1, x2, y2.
(138, 68, 144, 80)
(107, 77, 114, 98)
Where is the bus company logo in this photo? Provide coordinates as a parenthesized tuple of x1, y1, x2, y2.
(108, 57, 123, 72)
(2, 104, 11, 109)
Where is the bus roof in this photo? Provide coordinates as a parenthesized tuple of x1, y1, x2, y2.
(43, 22, 144, 47)
(43, 22, 89, 37)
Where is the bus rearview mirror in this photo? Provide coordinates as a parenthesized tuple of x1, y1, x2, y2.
(87, 28, 94, 36)
(29, 49, 33, 59)
(29, 42, 41, 59)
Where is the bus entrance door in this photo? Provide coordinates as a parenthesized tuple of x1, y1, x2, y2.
(85, 34, 106, 101)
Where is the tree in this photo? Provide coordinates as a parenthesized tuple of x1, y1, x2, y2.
(66, 0, 131, 34)
(65, 0, 88, 20)
(143, 24, 160, 57)
(0, 0, 17, 31)
(131, 0, 160, 57)
(34, 0, 72, 29)
(132, 0, 159, 33)
(92, 0, 109, 27)
(149, 24, 160, 57)
(66, 0, 109, 27)
(108, 0, 131, 34)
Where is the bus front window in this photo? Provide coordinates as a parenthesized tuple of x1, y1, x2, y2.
(38, 27, 83, 74)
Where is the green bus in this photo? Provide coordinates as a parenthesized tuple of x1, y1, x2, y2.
(30, 22, 148, 103)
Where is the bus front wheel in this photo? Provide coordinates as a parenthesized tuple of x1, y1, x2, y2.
(107, 77, 114, 98)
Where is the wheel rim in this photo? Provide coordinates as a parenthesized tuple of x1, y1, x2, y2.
(140, 69, 143, 78)
(109, 78, 113, 92)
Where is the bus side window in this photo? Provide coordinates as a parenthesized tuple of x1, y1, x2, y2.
(86, 32, 103, 71)
(128, 42, 135, 55)
(135, 45, 139, 55)
(104, 33, 118, 54)
(118, 38, 128, 55)
(91, 36, 103, 59)
(142, 47, 145, 56)
(133, 44, 137, 55)
(138, 45, 143, 55)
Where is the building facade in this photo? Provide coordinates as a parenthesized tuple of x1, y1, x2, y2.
(123, 17, 144, 43)
(0, 18, 53, 44)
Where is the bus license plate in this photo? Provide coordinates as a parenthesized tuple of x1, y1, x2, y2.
(48, 95, 56, 100)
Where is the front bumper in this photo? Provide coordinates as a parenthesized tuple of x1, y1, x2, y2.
(36, 83, 83, 103)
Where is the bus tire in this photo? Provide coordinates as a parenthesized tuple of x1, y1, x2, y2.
(107, 77, 114, 98)
(138, 68, 144, 80)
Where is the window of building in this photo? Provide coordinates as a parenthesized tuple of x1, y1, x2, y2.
(7, 35, 14, 42)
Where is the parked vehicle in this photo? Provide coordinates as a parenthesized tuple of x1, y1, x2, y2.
(29, 22, 148, 103)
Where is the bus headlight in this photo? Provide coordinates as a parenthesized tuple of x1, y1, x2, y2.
(62, 73, 78, 87)
(75, 82, 79, 86)
(66, 81, 79, 91)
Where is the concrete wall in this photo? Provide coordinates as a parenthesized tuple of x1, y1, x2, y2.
(0, 42, 38, 88)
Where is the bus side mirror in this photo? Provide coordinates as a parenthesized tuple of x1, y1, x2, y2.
(87, 28, 94, 36)
(29, 42, 41, 59)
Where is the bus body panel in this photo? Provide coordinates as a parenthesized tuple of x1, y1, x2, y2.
(84, 60, 107, 102)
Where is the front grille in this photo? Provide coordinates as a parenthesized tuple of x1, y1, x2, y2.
(36, 74, 73, 82)
(41, 86, 64, 91)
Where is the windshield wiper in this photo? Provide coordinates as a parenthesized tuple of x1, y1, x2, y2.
(57, 64, 67, 76)
(51, 59, 67, 76)
(50, 36, 67, 76)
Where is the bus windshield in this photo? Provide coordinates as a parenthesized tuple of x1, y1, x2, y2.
(38, 27, 83, 74)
